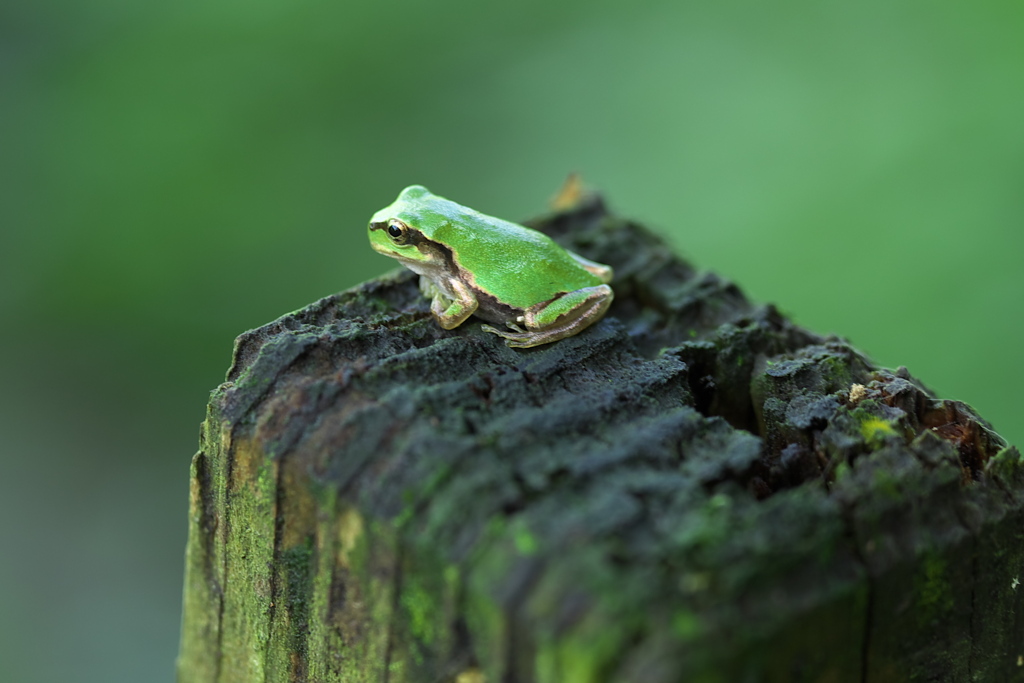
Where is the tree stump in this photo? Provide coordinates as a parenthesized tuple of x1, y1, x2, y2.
(177, 192, 1024, 682)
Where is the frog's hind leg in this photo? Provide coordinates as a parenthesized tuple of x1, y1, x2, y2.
(566, 250, 613, 284)
(481, 285, 613, 348)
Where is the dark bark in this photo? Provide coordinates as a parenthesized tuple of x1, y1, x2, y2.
(177, 192, 1024, 682)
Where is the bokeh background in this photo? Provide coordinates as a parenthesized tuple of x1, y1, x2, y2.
(2, 1, 1022, 681)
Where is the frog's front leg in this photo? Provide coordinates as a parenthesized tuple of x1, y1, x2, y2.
(481, 285, 613, 348)
(428, 276, 479, 330)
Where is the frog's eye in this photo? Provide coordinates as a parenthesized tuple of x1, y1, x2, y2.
(387, 219, 410, 244)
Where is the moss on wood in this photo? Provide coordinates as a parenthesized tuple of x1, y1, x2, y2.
(178, 193, 1024, 682)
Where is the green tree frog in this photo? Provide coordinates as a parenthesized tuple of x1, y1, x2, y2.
(368, 185, 614, 348)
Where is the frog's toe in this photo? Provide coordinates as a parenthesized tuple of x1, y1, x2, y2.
(480, 324, 536, 347)
(480, 324, 506, 338)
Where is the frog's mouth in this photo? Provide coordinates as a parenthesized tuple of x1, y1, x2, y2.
(372, 241, 424, 266)
(368, 239, 393, 256)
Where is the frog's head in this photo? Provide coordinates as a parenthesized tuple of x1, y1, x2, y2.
(367, 185, 441, 265)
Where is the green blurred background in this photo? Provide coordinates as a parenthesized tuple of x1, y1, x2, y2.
(1, 1, 1021, 680)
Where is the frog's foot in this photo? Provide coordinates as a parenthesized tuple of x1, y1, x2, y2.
(480, 285, 613, 349)
(430, 277, 478, 330)
(480, 320, 527, 341)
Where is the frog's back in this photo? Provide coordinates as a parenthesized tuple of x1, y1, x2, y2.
(432, 204, 601, 309)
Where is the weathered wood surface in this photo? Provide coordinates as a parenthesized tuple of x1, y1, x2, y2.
(177, 193, 1024, 682)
